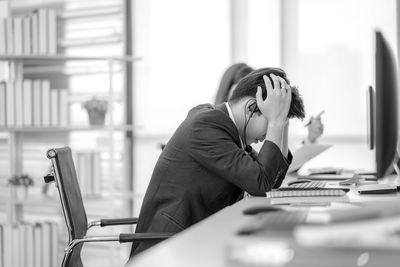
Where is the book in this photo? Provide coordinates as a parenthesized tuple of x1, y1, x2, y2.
(5, 18, 13, 54)
(32, 80, 42, 127)
(0, 1, 8, 18)
(31, 12, 39, 54)
(3, 224, 12, 267)
(47, 8, 57, 55)
(77, 152, 86, 194)
(13, 17, 23, 55)
(12, 226, 20, 267)
(41, 80, 51, 127)
(92, 152, 102, 195)
(59, 89, 68, 126)
(267, 189, 347, 198)
(37, 8, 48, 54)
(0, 1, 6, 60)
(0, 19, 6, 54)
(50, 88, 59, 126)
(269, 195, 349, 206)
(41, 222, 51, 267)
(23, 79, 33, 126)
(14, 80, 23, 127)
(19, 224, 25, 267)
(0, 82, 6, 127)
(23, 223, 35, 267)
(23, 16, 31, 54)
(50, 223, 58, 267)
(34, 223, 42, 267)
(6, 81, 15, 127)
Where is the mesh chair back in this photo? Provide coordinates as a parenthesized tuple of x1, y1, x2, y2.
(47, 147, 88, 267)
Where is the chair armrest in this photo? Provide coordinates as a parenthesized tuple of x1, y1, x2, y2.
(119, 233, 174, 243)
(65, 233, 174, 252)
(101, 217, 139, 227)
(87, 217, 139, 229)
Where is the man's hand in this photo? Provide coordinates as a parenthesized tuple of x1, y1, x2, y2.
(256, 73, 292, 150)
(256, 73, 291, 128)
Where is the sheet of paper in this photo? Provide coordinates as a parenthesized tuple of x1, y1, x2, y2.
(287, 144, 332, 173)
(294, 215, 400, 249)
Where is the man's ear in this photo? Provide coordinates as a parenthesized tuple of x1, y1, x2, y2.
(247, 101, 260, 118)
(247, 101, 257, 112)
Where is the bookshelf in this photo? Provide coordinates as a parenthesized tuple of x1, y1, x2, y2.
(0, 0, 136, 266)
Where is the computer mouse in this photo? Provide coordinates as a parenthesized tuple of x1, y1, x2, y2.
(287, 179, 313, 186)
(242, 206, 282, 215)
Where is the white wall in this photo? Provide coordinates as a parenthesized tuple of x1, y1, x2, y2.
(282, 0, 397, 143)
(132, 0, 231, 213)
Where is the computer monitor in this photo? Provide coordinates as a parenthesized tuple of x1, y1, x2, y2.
(367, 31, 399, 178)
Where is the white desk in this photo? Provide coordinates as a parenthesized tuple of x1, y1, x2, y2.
(126, 183, 400, 267)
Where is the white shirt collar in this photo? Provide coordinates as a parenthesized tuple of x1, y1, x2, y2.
(225, 102, 245, 149)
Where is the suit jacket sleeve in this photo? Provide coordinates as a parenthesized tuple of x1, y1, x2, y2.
(273, 150, 292, 188)
(187, 113, 291, 196)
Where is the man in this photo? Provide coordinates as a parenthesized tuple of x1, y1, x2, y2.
(130, 68, 305, 257)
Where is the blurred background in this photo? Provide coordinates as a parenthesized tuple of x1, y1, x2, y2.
(0, 0, 398, 266)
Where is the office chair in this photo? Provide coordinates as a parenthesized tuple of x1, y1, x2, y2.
(44, 147, 173, 267)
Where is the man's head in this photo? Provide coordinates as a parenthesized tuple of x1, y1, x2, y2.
(227, 68, 305, 145)
(229, 68, 305, 119)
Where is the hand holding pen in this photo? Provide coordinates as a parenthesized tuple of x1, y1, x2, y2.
(304, 110, 325, 143)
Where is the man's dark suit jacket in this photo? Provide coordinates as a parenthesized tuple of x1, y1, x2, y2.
(130, 103, 292, 257)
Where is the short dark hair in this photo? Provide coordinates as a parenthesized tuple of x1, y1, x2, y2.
(228, 68, 305, 119)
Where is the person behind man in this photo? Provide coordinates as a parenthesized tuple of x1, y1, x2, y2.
(215, 63, 323, 144)
(129, 68, 305, 258)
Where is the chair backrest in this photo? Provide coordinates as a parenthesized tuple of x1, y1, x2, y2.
(47, 147, 88, 267)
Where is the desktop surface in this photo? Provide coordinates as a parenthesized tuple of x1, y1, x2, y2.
(127, 182, 400, 267)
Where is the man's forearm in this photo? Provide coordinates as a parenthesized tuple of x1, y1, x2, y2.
(265, 123, 284, 151)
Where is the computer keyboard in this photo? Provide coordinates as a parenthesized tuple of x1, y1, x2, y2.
(238, 211, 308, 235)
(279, 181, 326, 191)
(268, 189, 347, 198)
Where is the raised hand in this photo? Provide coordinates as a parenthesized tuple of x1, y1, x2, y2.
(256, 73, 292, 128)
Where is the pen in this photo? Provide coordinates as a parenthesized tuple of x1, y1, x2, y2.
(304, 110, 325, 127)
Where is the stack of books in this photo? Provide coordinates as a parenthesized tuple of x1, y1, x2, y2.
(74, 150, 102, 197)
(0, 80, 68, 128)
(0, 221, 59, 267)
(0, 8, 57, 55)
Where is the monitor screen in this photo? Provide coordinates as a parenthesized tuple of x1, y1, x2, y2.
(370, 31, 399, 178)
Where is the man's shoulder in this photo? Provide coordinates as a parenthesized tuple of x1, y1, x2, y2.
(176, 103, 240, 147)
(188, 103, 228, 122)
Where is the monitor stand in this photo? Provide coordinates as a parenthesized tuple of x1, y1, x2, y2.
(391, 152, 400, 185)
(355, 153, 400, 194)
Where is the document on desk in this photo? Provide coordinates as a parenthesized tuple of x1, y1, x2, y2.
(295, 215, 400, 249)
(294, 200, 400, 249)
(227, 236, 400, 267)
(287, 144, 332, 173)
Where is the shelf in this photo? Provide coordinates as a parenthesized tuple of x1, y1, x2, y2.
(0, 54, 140, 63)
(0, 125, 135, 133)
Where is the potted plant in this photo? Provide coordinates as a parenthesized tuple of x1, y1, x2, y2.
(8, 174, 34, 200)
(82, 97, 109, 125)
